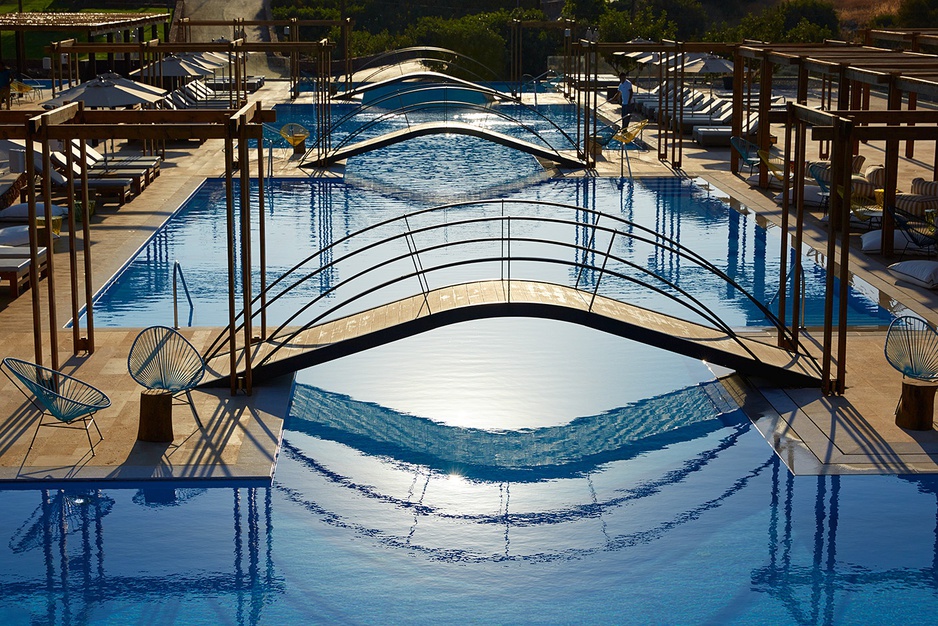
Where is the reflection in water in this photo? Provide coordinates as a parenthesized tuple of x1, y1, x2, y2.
(88, 177, 896, 329)
(3, 450, 938, 622)
(2, 487, 280, 626)
(287, 378, 741, 477)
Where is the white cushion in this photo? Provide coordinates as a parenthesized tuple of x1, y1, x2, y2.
(774, 186, 827, 207)
(0, 225, 30, 246)
(889, 260, 938, 289)
(860, 229, 926, 253)
(0, 224, 57, 247)
(0, 203, 67, 220)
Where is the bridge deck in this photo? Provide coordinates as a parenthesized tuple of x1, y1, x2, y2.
(203, 280, 822, 388)
(303, 121, 585, 168)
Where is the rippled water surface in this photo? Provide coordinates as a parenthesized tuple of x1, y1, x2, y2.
(22, 100, 930, 624)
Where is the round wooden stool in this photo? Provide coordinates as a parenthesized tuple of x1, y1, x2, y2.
(896, 378, 938, 431)
(138, 389, 174, 443)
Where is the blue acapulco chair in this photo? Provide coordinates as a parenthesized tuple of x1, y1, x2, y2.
(127, 325, 206, 403)
(884, 316, 938, 383)
(730, 136, 761, 175)
(1, 357, 108, 456)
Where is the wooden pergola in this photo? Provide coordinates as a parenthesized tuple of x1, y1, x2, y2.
(731, 41, 938, 394)
(0, 12, 170, 76)
(7, 103, 275, 395)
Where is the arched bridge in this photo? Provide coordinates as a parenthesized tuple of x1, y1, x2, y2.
(306, 120, 585, 168)
(302, 91, 585, 169)
(201, 200, 822, 389)
(334, 71, 515, 103)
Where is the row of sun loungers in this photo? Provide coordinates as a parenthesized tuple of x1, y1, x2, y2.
(161, 80, 237, 110)
(3, 139, 162, 207)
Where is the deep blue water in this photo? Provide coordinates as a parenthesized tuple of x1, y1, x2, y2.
(11, 96, 927, 624)
(87, 176, 894, 330)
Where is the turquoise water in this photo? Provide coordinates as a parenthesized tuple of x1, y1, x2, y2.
(88, 176, 893, 330)
(3, 322, 938, 624)
(12, 100, 929, 624)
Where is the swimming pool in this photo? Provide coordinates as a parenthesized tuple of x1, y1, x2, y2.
(27, 98, 932, 624)
(2, 322, 938, 624)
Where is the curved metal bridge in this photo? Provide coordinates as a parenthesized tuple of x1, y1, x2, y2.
(333, 71, 515, 103)
(201, 199, 822, 389)
(302, 87, 586, 169)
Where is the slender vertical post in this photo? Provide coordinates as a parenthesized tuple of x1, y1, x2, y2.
(238, 115, 253, 395)
(65, 135, 80, 351)
(730, 49, 744, 173)
(256, 124, 267, 340)
(24, 135, 43, 365)
(835, 119, 854, 394)
(39, 118, 58, 371)
(79, 139, 94, 353)
(224, 122, 238, 394)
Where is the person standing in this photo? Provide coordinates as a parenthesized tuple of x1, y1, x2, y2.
(617, 72, 634, 125)
(0, 62, 11, 110)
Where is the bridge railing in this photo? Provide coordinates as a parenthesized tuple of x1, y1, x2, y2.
(303, 85, 580, 165)
(203, 199, 816, 371)
(345, 47, 502, 87)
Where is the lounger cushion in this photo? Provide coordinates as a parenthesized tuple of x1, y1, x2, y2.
(895, 193, 938, 216)
(864, 165, 885, 189)
(912, 178, 938, 197)
(0, 225, 30, 246)
(0, 203, 67, 220)
(860, 228, 927, 253)
(773, 186, 827, 207)
(889, 260, 938, 289)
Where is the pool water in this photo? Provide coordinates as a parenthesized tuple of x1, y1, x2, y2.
(18, 98, 930, 624)
(88, 176, 894, 330)
(2, 321, 938, 624)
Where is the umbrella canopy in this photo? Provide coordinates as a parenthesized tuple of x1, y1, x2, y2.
(45, 77, 166, 109)
(94, 72, 168, 97)
(179, 52, 226, 70)
(669, 55, 734, 75)
(130, 54, 214, 79)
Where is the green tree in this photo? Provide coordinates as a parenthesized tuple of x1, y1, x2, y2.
(708, 0, 838, 43)
(645, 0, 709, 39)
(598, 7, 676, 42)
(405, 15, 509, 77)
(897, 0, 938, 26)
(562, 0, 607, 22)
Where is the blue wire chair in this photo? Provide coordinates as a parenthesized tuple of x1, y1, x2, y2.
(807, 163, 831, 211)
(730, 136, 761, 175)
(884, 316, 938, 382)
(127, 326, 205, 402)
(1, 357, 108, 456)
(885, 205, 938, 257)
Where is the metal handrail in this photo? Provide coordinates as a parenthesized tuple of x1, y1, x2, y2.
(203, 200, 818, 376)
(304, 86, 579, 165)
(520, 70, 562, 107)
(172, 260, 194, 329)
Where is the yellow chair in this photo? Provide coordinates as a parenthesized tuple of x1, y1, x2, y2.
(612, 119, 648, 177)
(10, 81, 34, 102)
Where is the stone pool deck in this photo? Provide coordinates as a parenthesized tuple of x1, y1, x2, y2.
(0, 79, 937, 480)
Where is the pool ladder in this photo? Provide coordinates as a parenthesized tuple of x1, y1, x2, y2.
(173, 260, 194, 329)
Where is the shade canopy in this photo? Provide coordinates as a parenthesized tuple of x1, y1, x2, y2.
(130, 54, 214, 79)
(669, 55, 734, 75)
(45, 76, 166, 109)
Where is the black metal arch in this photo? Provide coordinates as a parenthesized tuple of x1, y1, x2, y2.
(204, 199, 818, 385)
